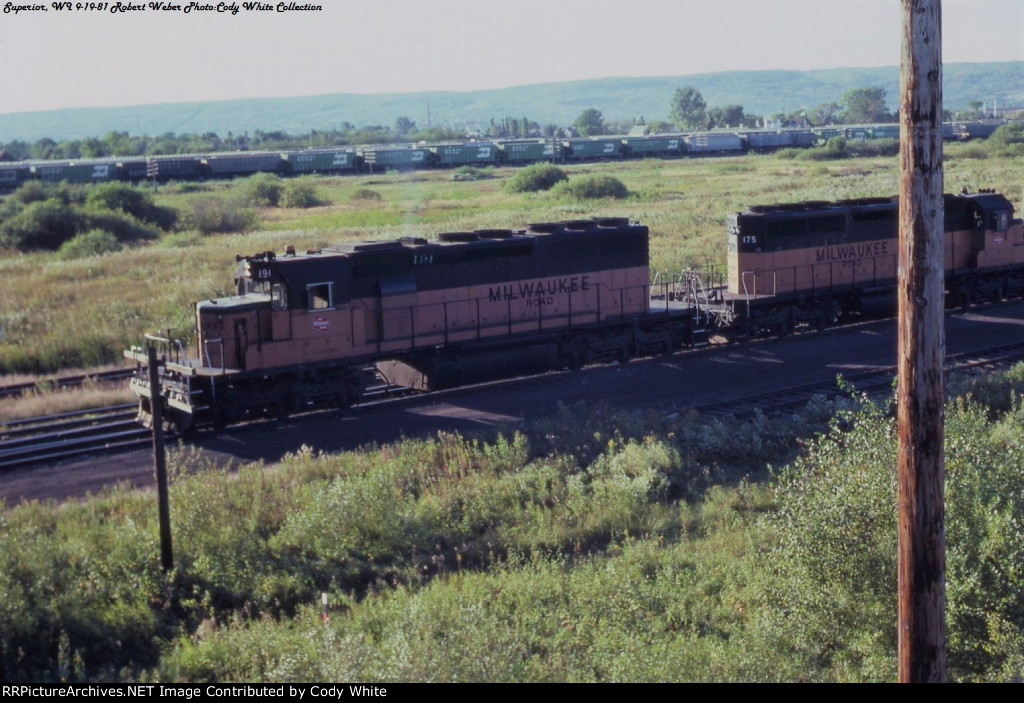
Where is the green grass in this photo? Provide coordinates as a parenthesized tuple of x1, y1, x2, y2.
(4, 367, 1024, 682)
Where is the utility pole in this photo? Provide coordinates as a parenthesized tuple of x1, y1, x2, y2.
(148, 345, 174, 572)
(897, 0, 946, 682)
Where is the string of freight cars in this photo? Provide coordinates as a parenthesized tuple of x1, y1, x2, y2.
(0, 119, 1012, 188)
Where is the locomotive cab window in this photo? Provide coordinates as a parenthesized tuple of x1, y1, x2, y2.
(306, 282, 333, 310)
(272, 283, 288, 310)
(993, 211, 1010, 231)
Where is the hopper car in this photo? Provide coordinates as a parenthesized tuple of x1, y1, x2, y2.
(2, 120, 1015, 190)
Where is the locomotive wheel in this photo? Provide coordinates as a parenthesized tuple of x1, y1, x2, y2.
(166, 411, 193, 436)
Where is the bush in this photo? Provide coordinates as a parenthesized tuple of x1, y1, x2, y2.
(10, 180, 49, 205)
(847, 138, 899, 158)
(82, 210, 160, 243)
(181, 197, 260, 234)
(0, 199, 85, 250)
(350, 188, 383, 202)
(553, 174, 629, 200)
(759, 396, 1024, 681)
(824, 136, 848, 156)
(281, 179, 324, 208)
(988, 122, 1024, 147)
(503, 164, 568, 193)
(58, 229, 122, 259)
(451, 166, 494, 182)
(240, 173, 284, 207)
(85, 182, 177, 229)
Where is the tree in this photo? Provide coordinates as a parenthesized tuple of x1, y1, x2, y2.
(840, 87, 895, 124)
(79, 137, 110, 159)
(707, 104, 745, 129)
(962, 100, 984, 120)
(574, 108, 605, 136)
(669, 87, 707, 130)
(31, 138, 57, 160)
(812, 102, 841, 126)
(394, 116, 416, 137)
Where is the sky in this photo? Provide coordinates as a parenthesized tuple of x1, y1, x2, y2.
(0, 0, 1021, 115)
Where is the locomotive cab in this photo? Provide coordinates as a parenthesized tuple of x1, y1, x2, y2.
(946, 191, 1023, 270)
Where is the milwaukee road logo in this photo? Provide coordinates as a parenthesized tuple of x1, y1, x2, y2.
(816, 241, 890, 263)
(488, 275, 591, 303)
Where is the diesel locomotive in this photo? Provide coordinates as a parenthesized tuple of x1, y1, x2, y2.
(126, 189, 1021, 432)
(724, 189, 1023, 334)
(126, 217, 710, 431)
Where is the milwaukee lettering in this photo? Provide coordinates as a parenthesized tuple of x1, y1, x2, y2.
(488, 276, 590, 302)
(815, 241, 889, 263)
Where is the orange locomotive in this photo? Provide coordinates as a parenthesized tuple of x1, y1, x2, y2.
(724, 189, 1023, 334)
(126, 218, 707, 431)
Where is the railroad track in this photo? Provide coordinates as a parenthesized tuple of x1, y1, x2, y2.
(0, 378, 418, 471)
(0, 368, 133, 400)
(4, 334, 1024, 474)
(692, 340, 1024, 420)
(0, 404, 149, 471)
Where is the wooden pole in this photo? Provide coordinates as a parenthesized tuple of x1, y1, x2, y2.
(898, 0, 945, 683)
(148, 345, 174, 572)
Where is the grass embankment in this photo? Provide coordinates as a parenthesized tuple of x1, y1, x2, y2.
(2, 149, 1022, 375)
(2, 366, 1024, 681)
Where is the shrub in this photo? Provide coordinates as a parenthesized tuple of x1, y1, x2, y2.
(181, 197, 260, 234)
(759, 396, 1024, 681)
(82, 211, 160, 243)
(58, 229, 122, 259)
(847, 138, 899, 158)
(10, 180, 49, 205)
(451, 166, 494, 182)
(281, 179, 323, 208)
(85, 182, 177, 229)
(503, 164, 567, 193)
(824, 136, 848, 156)
(0, 199, 84, 250)
(988, 122, 1024, 147)
(350, 188, 383, 202)
(240, 173, 284, 207)
(553, 174, 629, 200)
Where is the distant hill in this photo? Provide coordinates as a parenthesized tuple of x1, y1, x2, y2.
(2, 62, 1021, 142)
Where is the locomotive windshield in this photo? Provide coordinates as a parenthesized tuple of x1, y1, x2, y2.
(236, 277, 271, 297)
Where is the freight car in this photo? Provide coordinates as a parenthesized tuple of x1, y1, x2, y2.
(3, 120, 1016, 191)
(360, 145, 437, 171)
(686, 132, 744, 155)
(723, 189, 1023, 335)
(283, 148, 362, 174)
(203, 152, 287, 178)
(500, 139, 559, 163)
(125, 217, 709, 431)
(31, 160, 119, 184)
